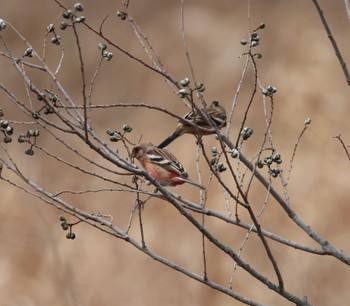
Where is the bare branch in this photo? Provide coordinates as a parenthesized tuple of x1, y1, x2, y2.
(334, 134, 350, 161)
(344, 0, 350, 20)
(311, 0, 350, 86)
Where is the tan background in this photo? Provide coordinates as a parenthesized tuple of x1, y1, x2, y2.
(0, 0, 350, 305)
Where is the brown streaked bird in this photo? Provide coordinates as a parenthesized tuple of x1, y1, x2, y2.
(158, 100, 226, 149)
(131, 143, 204, 189)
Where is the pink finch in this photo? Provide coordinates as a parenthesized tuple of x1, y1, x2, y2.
(131, 143, 204, 189)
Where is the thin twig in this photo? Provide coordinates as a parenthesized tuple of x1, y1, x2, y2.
(311, 0, 350, 86)
(71, 22, 89, 141)
(137, 199, 146, 248)
(226, 55, 250, 136)
(201, 214, 208, 282)
(345, 0, 350, 20)
(286, 119, 311, 184)
(334, 134, 350, 161)
(87, 56, 104, 130)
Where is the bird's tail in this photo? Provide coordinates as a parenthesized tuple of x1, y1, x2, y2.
(180, 177, 205, 189)
(158, 130, 181, 148)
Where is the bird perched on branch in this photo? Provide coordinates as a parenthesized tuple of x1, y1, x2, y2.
(158, 100, 227, 149)
(131, 143, 204, 189)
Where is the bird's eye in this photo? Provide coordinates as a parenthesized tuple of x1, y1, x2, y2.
(132, 146, 140, 156)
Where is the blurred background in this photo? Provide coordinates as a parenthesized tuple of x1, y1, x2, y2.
(0, 0, 349, 305)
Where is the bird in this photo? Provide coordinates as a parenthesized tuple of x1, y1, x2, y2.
(131, 143, 204, 189)
(158, 100, 226, 149)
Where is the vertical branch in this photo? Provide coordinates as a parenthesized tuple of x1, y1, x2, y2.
(311, 0, 350, 86)
(125, 200, 138, 234)
(71, 22, 89, 140)
(196, 146, 208, 280)
(137, 201, 146, 248)
(180, 0, 206, 109)
(345, 0, 350, 20)
(235, 52, 258, 148)
(285, 119, 311, 184)
(195, 145, 205, 192)
(181, 0, 196, 84)
(87, 57, 104, 130)
(134, 180, 146, 248)
(244, 93, 274, 197)
(201, 214, 208, 281)
(226, 56, 250, 137)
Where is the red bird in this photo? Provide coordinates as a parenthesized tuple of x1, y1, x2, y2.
(131, 143, 204, 189)
(158, 100, 227, 149)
